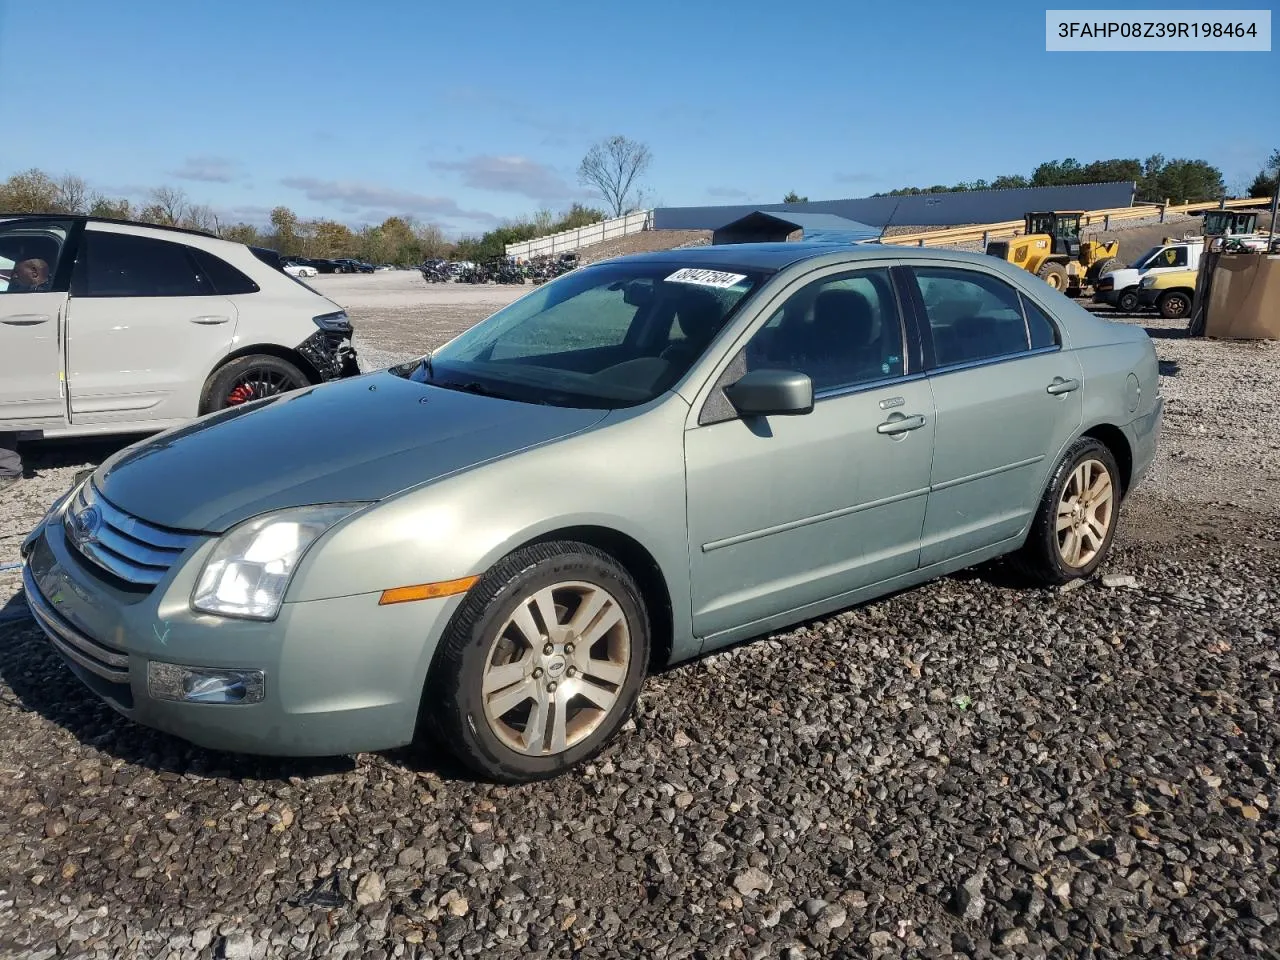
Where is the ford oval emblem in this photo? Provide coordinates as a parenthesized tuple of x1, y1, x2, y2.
(70, 505, 102, 545)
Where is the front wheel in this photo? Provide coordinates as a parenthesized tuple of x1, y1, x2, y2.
(1157, 290, 1191, 320)
(1037, 261, 1069, 291)
(200, 355, 310, 413)
(423, 542, 650, 783)
(1013, 438, 1121, 585)
(1116, 289, 1140, 312)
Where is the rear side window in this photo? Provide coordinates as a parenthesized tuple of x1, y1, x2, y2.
(910, 267, 1031, 367)
(74, 232, 210, 298)
(189, 247, 260, 295)
(1021, 294, 1060, 349)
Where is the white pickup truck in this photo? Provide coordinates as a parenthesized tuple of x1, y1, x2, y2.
(1092, 240, 1204, 312)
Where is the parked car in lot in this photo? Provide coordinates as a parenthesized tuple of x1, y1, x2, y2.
(0, 215, 359, 438)
(1137, 268, 1197, 319)
(1093, 240, 1203, 312)
(21, 243, 1162, 782)
(333, 258, 375, 274)
(282, 260, 318, 278)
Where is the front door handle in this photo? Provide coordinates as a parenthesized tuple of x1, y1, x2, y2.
(1046, 377, 1080, 395)
(189, 315, 231, 325)
(877, 413, 927, 435)
(1, 314, 51, 326)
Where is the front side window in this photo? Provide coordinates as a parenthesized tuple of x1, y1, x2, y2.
(73, 231, 210, 298)
(393, 262, 765, 408)
(911, 266, 1031, 367)
(0, 220, 68, 294)
(743, 268, 905, 393)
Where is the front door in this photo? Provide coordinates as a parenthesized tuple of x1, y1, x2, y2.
(65, 226, 239, 425)
(0, 218, 75, 430)
(685, 265, 935, 641)
(904, 264, 1085, 565)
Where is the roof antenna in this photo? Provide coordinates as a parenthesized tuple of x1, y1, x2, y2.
(877, 193, 906, 244)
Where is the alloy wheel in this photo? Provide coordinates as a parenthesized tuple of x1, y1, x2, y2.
(1056, 458, 1115, 567)
(481, 580, 630, 756)
(224, 367, 300, 406)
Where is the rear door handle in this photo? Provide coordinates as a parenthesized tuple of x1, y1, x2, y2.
(1046, 377, 1080, 395)
(1, 314, 51, 326)
(877, 413, 927, 435)
(189, 315, 231, 325)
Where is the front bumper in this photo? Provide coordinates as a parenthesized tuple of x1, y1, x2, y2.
(1137, 289, 1161, 308)
(1093, 288, 1120, 306)
(21, 512, 458, 756)
(298, 328, 360, 382)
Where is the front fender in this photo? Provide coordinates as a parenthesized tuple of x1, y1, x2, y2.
(286, 396, 696, 657)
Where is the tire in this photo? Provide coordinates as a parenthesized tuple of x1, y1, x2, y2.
(1013, 438, 1122, 586)
(423, 541, 650, 783)
(1037, 261, 1069, 291)
(1157, 290, 1191, 320)
(1116, 289, 1140, 313)
(200, 354, 310, 414)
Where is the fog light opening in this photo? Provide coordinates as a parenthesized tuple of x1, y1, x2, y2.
(147, 662, 265, 704)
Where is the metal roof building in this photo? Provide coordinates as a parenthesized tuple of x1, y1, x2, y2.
(710, 211, 880, 245)
(655, 181, 1138, 233)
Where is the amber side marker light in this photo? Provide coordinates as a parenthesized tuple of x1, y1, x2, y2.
(379, 575, 479, 606)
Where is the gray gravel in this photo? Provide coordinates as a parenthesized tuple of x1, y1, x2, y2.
(1, 282, 1278, 958)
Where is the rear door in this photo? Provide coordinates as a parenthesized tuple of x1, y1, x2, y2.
(904, 263, 1084, 566)
(65, 225, 240, 426)
(0, 218, 76, 431)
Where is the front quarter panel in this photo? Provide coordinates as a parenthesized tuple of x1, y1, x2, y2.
(286, 395, 695, 659)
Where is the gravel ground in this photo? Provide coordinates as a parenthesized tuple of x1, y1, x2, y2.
(1, 274, 1278, 959)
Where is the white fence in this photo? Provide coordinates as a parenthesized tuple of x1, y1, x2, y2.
(505, 210, 653, 259)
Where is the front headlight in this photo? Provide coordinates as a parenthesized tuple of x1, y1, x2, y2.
(191, 504, 366, 620)
(1139, 277, 1156, 289)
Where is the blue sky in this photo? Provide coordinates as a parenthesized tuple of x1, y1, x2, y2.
(1, 0, 1273, 235)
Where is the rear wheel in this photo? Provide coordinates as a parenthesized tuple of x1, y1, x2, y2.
(1157, 290, 1191, 320)
(1013, 437, 1121, 586)
(1037, 261, 1069, 291)
(200, 355, 310, 413)
(423, 542, 649, 783)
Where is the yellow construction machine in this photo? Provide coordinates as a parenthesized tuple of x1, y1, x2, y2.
(985, 211, 1121, 296)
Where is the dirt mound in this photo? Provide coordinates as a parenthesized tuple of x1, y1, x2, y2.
(573, 229, 712, 264)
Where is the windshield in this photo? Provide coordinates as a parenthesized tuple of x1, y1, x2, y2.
(1132, 246, 1162, 270)
(392, 261, 766, 409)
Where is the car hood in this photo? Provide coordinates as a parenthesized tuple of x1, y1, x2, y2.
(96, 372, 609, 532)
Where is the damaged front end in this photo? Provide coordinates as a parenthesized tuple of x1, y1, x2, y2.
(301, 311, 361, 381)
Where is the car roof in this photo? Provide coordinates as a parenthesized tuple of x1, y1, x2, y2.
(600, 240, 1010, 272)
(0, 212, 221, 241)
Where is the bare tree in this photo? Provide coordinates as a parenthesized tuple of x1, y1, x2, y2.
(578, 136, 652, 218)
(148, 185, 189, 225)
(54, 175, 90, 214)
(183, 203, 220, 234)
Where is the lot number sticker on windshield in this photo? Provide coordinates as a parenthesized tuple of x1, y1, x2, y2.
(665, 268, 747, 288)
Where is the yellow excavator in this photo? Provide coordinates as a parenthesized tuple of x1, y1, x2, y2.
(985, 211, 1121, 296)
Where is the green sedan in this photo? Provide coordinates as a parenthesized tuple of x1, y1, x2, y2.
(21, 242, 1163, 782)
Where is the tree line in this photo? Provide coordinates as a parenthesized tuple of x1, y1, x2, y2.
(0, 168, 458, 265)
(866, 155, 1239, 204)
(0, 136, 656, 266)
(0, 168, 611, 266)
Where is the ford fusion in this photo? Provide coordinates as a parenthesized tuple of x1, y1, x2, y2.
(21, 243, 1162, 782)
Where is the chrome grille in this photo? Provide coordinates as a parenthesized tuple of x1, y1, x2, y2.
(64, 480, 199, 587)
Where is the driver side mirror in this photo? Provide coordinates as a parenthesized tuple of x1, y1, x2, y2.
(723, 369, 813, 417)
